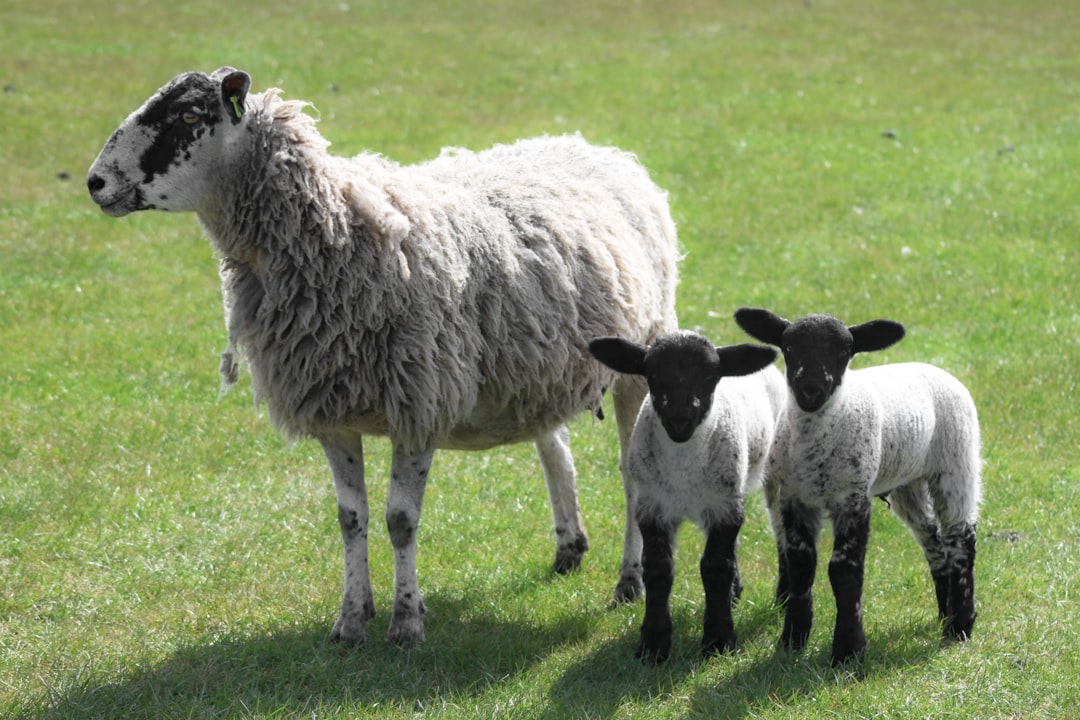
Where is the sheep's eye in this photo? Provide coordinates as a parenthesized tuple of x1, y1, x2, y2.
(181, 111, 201, 125)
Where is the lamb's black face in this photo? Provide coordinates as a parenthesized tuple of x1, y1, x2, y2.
(780, 314, 853, 413)
(643, 334, 721, 443)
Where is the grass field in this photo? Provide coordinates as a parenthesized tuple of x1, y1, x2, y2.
(2, 0, 1078, 717)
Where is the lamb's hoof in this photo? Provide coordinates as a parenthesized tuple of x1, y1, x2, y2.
(702, 632, 737, 657)
(635, 631, 672, 665)
(830, 643, 866, 667)
(943, 612, 976, 642)
(830, 630, 867, 667)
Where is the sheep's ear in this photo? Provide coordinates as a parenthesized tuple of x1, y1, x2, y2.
(588, 337, 647, 376)
(850, 319, 906, 354)
(219, 69, 251, 123)
(734, 307, 789, 347)
(716, 344, 778, 378)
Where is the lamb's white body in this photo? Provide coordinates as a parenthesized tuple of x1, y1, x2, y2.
(87, 68, 680, 647)
(630, 367, 785, 530)
(771, 364, 981, 522)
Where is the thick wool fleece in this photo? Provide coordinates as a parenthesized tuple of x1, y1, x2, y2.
(215, 91, 679, 453)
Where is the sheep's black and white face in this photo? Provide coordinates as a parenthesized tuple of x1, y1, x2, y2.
(640, 333, 724, 443)
(734, 307, 906, 414)
(588, 331, 777, 444)
(779, 315, 854, 413)
(87, 68, 250, 217)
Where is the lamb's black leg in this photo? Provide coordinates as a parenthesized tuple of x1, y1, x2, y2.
(943, 522, 978, 640)
(700, 520, 742, 656)
(779, 500, 821, 653)
(636, 516, 676, 663)
(827, 497, 871, 666)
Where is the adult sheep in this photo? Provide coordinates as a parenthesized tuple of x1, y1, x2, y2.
(86, 67, 680, 646)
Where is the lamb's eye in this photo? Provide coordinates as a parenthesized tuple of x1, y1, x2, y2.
(181, 111, 201, 125)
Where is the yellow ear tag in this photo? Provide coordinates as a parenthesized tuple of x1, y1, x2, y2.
(230, 95, 244, 118)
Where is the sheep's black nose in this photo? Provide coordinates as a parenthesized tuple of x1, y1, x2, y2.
(87, 175, 106, 193)
(796, 385, 826, 411)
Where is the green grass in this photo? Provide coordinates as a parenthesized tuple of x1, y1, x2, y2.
(2, 0, 1078, 717)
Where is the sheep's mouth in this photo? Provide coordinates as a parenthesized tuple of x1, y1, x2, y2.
(96, 189, 141, 217)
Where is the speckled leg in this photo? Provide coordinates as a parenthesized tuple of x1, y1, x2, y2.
(536, 425, 590, 574)
(612, 374, 647, 602)
(386, 445, 434, 645)
(828, 497, 871, 666)
(322, 434, 375, 646)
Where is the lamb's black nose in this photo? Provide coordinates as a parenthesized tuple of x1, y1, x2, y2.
(87, 174, 106, 193)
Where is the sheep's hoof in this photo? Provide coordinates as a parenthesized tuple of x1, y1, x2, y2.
(327, 618, 367, 647)
(553, 533, 589, 574)
(612, 574, 645, 603)
(386, 597, 426, 646)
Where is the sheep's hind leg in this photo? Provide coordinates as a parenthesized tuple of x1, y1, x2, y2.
(884, 483, 951, 623)
(385, 445, 435, 645)
(536, 425, 590, 574)
(941, 521, 977, 641)
(611, 374, 647, 602)
(700, 520, 742, 656)
(322, 435, 375, 646)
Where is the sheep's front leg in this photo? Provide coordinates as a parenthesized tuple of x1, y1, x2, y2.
(636, 516, 676, 663)
(827, 497, 871, 665)
(322, 435, 375, 646)
(779, 499, 822, 653)
(700, 520, 742, 656)
(535, 426, 589, 574)
(385, 445, 434, 645)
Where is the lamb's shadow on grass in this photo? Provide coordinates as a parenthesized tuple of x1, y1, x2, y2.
(544, 601, 947, 720)
(15, 584, 594, 720)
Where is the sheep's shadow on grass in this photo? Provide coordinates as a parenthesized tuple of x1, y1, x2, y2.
(14, 584, 594, 720)
(544, 601, 947, 720)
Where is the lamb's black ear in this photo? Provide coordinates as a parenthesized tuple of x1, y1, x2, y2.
(716, 344, 778, 378)
(588, 337, 648, 376)
(734, 307, 789, 347)
(218, 69, 251, 123)
(850, 319, 906, 354)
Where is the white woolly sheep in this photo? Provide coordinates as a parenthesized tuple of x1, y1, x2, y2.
(86, 67, 680, 646)
(588, 330, 784, 663)
(734, 307, 981, 666)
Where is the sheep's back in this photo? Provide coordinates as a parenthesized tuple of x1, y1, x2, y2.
(286, 135, 679, 452)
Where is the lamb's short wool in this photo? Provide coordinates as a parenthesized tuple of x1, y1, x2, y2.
(589, 331, 784, 663)
(735, 307, 981, 666)
(87, 67, 680, 646)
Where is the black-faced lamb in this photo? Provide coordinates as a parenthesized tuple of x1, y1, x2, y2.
(86, 67, 680, 646)
(734, 307, 981, 665)
(588, 331, 784, 662)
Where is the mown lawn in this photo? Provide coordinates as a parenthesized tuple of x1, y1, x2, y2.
(1, 1, 1077, 718)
